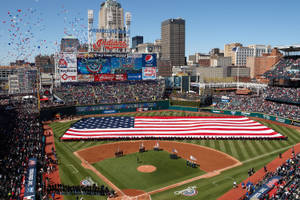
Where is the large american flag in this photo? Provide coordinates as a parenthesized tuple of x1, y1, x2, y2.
(61, 116, 284, 140)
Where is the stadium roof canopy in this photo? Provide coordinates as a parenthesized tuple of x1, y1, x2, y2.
(275, 44, 300, 52)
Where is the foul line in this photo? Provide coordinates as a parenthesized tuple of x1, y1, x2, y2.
(242, 144, 296, 164)
(67, 164, 78, 174)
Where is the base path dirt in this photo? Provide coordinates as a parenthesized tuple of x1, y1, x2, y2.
(122, 189, 147, 197)
(76, 140, 241, 172)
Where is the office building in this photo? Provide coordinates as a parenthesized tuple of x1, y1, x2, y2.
(224, 43, 243, 65)
(35, 55, 55, 74)
(246, 48, 282, 78)
(210, 56, 232, 67)
(132, 36, 143, 49)
(60, 36, 80, 52)
(234, 45, 272, 66)
(161, 18, 185, 66)
(136, 40, 162, 59)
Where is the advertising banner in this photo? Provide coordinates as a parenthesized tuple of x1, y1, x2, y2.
(103, 110, 117, 114)
(58, 53, 77, 68)
(114, 74, 127, 81)
(60, 68, 77, 82)
(142, 67, 156, 80)
(165, 77, 174, 89)
(127, 73, 142, 81)
(77, 57, 111, 74)
(94, 74, 127, 82)
(78, 56, 142, 75)
(292, 120, 300, 127)
(142, 54, 157, 67)
(249, 176, 281, 199)
(23, 158, 37, 200)
(174, 76, 182, 88)
(77, 74, 94, 82)
(94, 74, 115, 82)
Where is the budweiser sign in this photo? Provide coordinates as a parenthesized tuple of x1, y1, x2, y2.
(93, 39, 128, 51)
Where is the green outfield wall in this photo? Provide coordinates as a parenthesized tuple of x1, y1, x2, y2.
(40, 100, 169, 121)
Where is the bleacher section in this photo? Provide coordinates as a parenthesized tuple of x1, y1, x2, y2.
(53, 80, 165, 106)
(264, 57, 300, 80)
(213, 86, 300, 121)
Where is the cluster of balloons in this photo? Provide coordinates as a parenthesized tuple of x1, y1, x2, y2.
(0, 8, 50, 63)
(0, 4, 89, 65)
(59, 5, 88, 45)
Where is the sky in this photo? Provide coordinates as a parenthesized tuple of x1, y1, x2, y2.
(0, 0, 300, 65)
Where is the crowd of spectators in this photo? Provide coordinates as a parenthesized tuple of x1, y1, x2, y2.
(0, 100, 115, 199)
(264, 57, 300, 80)
(53, 80, 165, 106)
(213, 85, 300, 121)
(46, 184, 115, 198)
(264, 87, 300, 104)
(240, 151, 300, 200)
(0, 102, 45, 199)
(214, 94, 300, 121)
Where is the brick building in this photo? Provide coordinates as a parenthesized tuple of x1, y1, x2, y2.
(246, 48, 282, 78)
(157, 60, 172, 77)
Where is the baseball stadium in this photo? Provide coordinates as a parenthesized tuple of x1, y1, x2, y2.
(0, 1, 300, 200)
(1, 43, 299, 200)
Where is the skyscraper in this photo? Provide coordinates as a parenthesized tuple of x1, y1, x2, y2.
(161, 18, 185, 66)
(96, 0, 129, 52)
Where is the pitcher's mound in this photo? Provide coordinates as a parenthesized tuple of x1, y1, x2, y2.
(137, 165, 156, 173)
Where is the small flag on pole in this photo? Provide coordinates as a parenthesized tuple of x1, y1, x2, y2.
(155, 142, 159, 148)
(190, 155, 197, 161)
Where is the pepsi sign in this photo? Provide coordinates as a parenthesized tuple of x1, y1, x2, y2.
(142, 54, 157, 67)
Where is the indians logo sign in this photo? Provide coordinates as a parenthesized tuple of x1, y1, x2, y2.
(93, 39, 128, 51)
(174, 186, 198, 196)
(80, 177, 97, 187)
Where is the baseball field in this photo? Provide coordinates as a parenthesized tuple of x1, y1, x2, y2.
(50, 110, 300, 200)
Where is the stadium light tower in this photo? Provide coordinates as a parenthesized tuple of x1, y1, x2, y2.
(88, 10, 94, 52)
(125, 12, 131, 52)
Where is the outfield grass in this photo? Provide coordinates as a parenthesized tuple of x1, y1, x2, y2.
(92, 150, 205, 192)
(50, 110, 300, 200)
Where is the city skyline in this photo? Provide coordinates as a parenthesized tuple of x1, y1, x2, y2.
(0, 0, 300, 64)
